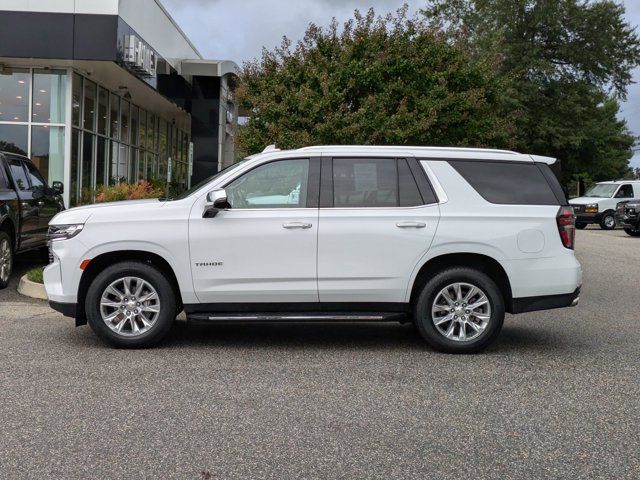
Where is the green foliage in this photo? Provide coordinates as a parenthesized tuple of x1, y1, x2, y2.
(237, 7, 518, 157)
(26, 267, 44, 284)
(422, 0, 640, 183)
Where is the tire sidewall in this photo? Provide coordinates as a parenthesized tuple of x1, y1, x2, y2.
(0, 231, 13, 289)
(600, 211, 616, 230)
(624, 227, 640, 237)
(86, 262, 176, 348)
(415, 268, 505, 353)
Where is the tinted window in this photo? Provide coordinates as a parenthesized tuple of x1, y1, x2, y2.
(8, 159, 29, 191)
(226, 159, 309, 209)
(398, 159, 424, 207)
(334, 158, 398, 208)
(449, 160, 559, 205)
(537, 162, 568, 205)
(0, 161, 8, 189)
(25, 162, 46, 190)
(615, 184, 634, 198)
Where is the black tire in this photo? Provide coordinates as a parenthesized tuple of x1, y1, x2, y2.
(624, 227, 640, 237)
(575, 223, 587, 230)
(414, 267, 505, 354)
(0, 231, 13, 290)
(599, 211, 616, 230)
(85, 261, 176, 348)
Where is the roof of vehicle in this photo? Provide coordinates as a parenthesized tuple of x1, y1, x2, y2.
(0, 151, 30, 161)
(596, 180, 640, 184)
(259, 145, 557, 164)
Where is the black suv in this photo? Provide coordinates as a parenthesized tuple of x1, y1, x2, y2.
(616, 200, 640, 236)
(0, 152, 64, 288)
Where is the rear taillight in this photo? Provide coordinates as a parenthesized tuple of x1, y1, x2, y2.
(557, 206, 576, 249)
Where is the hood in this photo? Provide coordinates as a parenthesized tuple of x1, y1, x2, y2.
(50, 199, 166, 225)
(569, 197, 608, 205)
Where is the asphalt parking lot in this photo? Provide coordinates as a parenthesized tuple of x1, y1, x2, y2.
(0, 228, 638, 480)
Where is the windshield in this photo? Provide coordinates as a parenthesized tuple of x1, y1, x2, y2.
(169, 159, 250, 201)
(584, 184, 618, 198)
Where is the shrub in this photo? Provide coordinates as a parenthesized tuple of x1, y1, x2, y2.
(94, 181, 167, 203)
(26, 267, 44, 284)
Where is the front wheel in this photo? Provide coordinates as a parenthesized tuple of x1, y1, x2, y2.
(0, 231, 13, 289)
(85, 261, 176, 348)
(624, 227, 640, 237)
(599, 211, 616, 230)
(414, 267, 505, 354)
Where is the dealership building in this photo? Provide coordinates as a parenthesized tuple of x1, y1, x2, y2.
(0, 0, 239, 207)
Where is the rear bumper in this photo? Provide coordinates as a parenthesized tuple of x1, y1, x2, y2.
(510, 287, 581, 314)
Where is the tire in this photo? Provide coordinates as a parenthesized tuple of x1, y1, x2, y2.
(575, 223, 587, 230)
(599, 211, 616, 230)
(0, 231, 13, 290)
(624, 227, 640, 237)
(414, 267, 505, 354)
(85, 261, 176, 348)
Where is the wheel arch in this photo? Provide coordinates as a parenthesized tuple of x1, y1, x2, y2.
(77, 250, 183, 326)
(0, 216, 17, 249)
(408, 252, 514, 313)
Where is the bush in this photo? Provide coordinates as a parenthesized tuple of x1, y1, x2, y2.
(94, 180, 167, 203)
(26, 267, 44, 284)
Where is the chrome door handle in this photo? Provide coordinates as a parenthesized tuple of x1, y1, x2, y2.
(283, 222, 312, 229)
(396, 221, 426, 228)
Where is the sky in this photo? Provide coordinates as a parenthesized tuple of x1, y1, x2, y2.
(163, 0, 640, 168)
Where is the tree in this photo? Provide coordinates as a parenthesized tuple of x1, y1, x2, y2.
(237, 7, 517, 157)
(422, 0, 640, 183)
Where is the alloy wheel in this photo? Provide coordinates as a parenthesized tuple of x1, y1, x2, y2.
(0, 238, 12, 284)
(100, 277, 161, 337)
(431, 282, 491, 342)
(604, 215, 615, 228)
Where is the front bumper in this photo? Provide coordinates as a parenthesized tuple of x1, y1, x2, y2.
(615, 212, 639, 228)
(49, 301, 76, 318)
(574, 212, 601, 224)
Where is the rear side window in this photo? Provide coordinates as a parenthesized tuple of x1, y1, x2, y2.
(448, 160, 560, 205)
(8, 159, 29, 191)
(333, 158, 398, 208)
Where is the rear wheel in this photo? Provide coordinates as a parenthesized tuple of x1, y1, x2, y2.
(599, 211, 616, 230)
(624, 227, 640, 237)
(85, 261, 176, 348)
(0, 232, 13, 289)
(414, 267, 505, 354)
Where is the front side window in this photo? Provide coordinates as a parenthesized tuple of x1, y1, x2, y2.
(615, 184, 634, 198)
(24, 162, 46, 190)
(225, 159, 309, 209)
(333, 158, 398, 208)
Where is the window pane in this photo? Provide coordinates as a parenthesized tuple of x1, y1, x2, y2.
(448, 161, 559, 205)
(398, 159, 423, 207)
(109, 141, 118, 185)
(72, 73, 82, 127)
(0, 69, 29, 122)
(118, 143, 128, 183)
(0, 124, 28, 156)
(82, 132, 95, 196)
(616, 184, 634, 198)
(97, 87, 108, 135)
(129, 146, 137, 182)
(32, 69, 66, 124)
(138, 150, 146, 181)
(120, 100, 130, 144)
(83, 80, 96, 131)
(130, 106, 138, 147)
(226, 159, 309, 209)
(158, 120, 167, 180)
(96, 136, 107, 187)
(31, 125, 65, 185)
(8, 159, 29, 191)
(0, 165, 8, 189)
(71, 129, 80, 206)
(333, 158, 398, 208)
(24, 161, 45, 190)
(110, 94, 119, 139)
(139, 110, 147, 149)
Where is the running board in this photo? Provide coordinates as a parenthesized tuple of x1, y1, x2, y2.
(187, 312, 407, 323)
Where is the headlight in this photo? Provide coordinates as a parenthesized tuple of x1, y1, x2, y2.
(584, 204, 598, 213)
(47, 224, 84, 241)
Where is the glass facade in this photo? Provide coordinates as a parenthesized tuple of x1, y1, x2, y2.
(0, 67, 67, 186)
(70, 73, 191, 206)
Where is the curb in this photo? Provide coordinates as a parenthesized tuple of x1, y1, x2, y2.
(17, 275, 48, 301)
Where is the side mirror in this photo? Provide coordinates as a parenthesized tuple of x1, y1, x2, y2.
(52, 181, 64, 195)
(203, 188, 230, 218)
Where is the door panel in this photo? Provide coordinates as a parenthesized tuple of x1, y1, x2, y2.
(317, 206, 439, 302)
(23, 161, 59, 235)
(7, 158, 40, 249)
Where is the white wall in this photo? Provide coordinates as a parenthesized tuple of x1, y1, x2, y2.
(0, 0, 118, 14)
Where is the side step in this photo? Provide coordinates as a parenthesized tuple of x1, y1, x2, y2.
(187, 312, 407, 323)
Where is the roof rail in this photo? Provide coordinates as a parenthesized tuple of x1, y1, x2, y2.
(296, 145, 520, 155)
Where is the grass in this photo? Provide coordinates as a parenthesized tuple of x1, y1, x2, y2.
(26, 267, 44, 284)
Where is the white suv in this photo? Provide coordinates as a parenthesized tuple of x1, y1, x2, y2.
(569, 180, 640, 230)
(44, 146, 582, 353)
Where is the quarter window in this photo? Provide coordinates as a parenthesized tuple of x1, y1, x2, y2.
(226, 159, 310, 209)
